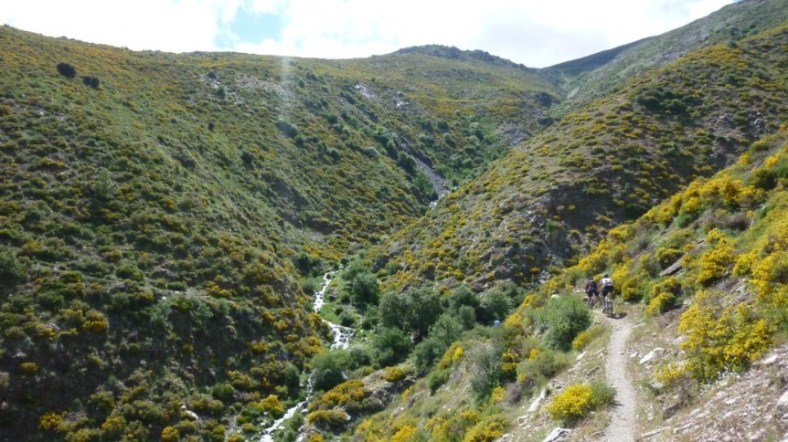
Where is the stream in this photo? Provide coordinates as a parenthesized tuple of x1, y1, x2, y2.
(258, 272, 353, 442)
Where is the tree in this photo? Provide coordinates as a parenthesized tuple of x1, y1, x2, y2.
(479, 289, 512, 324)
(372, 327, 411, 367)
(351, 272, 379, 306)
(311, 350, 350, 391)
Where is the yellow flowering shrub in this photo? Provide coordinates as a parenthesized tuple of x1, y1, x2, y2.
(571, 324, 606, 351)
(161, 426, 179, 442)
(391, 425, 419, 442)
(438, 343, 464, 368)
(546, 384, 593, 424)
(259, 394, 284, 417)
(696, 233, 735, 286)
(306, 409, 348, 430)
(645, 292, 676, 316)
(679, 290, 773, 382)
(39, 412, 63, 431)
(463, 414, 508, 442)
(654, 362, 689, 390)
(489, 386, 506, 405)
(381, 366, 411, 383)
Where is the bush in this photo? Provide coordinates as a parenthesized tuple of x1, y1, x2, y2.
(276, 118, 300, 138)
(372, 327, 411, 367)
(571, 324, 605, 351)
(0, 248, 25, 286)
(645, 292, 676, 316)
(656, 247, 682, 269)
(463, 414, 508, 442)
(428, 368, 450, 393)
(351, 272, 379, 306)
(679, 290, 773, 382)
(311, 350, 351, 391)
(546, 384, 593, 425)
(479, 289, 512, 323)
(379, 288, 442, 336)
(458, 305, 477, 329)
(259, 395, 285, 417)
(519, 348, 570, 384)
(306, 409, 348, 430)
(540, 296, 591, 351)
(56, 62, 76, 78)
(82, 76, 101, 89)
(469, 344, 503, 401)
(381, 366, 411, 383)
(588, 381, 615, 407)
(696, 238, 735, 286)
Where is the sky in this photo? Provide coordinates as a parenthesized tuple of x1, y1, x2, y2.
(1, 0, 735, 68)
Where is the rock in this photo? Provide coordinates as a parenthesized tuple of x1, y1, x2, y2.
(640, 348, 664, 365)
(528, 388, 547, 413)
(777, 389, 788, 413)
(630, 352, 639, 358)
(757, 354, 778, 365)
(542, 427, 571, 442)
(659, 259, 683, 277)
(673, 336, 686, 345)
(641, 427, 667, 439)
(663, 398, 683, 419)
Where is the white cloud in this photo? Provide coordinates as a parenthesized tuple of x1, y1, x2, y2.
(0, 0, 734, 66)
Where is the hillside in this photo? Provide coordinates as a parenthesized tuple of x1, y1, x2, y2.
(0, 25, 558, 441)
(0, 0, 786, 441)
(544, 0, 788, 114)
(372, 23, 787, 295)
(328, 121, 786, 442)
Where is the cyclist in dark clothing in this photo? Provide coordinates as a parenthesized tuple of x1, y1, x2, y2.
(585, 277, 599, 305)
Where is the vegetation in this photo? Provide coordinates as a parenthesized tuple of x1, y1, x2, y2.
(0, 1, 785, 439)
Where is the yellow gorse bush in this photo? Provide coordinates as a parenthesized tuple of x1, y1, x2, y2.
(546, 384, 593, 424)
(679, 290, 773, 382)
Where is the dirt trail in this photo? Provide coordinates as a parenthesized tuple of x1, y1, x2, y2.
(601, 313, 637, 442)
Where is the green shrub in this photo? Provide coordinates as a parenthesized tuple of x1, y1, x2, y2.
(539, 296, 591, 351)
(0, 248, 25, 286)
(469, 344, 503, 401)
(372, 327, 412, 367)
(56, 62, 76, 78)
(428, 368, 450, 393)
(351, 272, 379, 306)
(311, 350, 351, 391)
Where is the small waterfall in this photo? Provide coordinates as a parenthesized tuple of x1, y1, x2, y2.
(258, 272, 352, 441)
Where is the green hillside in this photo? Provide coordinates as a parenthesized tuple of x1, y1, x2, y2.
(0, 0, 786, 440)
(345, 122, 786, 442)
(0, 25, 557, 441)
(372, 24, 786, 295)
(545, 0, 788, 114)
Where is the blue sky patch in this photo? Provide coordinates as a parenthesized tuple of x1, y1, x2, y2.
(216, 6, 283, 48)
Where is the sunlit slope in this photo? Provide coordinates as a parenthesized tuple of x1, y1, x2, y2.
(373, 26, 787, 293)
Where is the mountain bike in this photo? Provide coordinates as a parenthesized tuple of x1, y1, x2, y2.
(602, 294, 613, 316)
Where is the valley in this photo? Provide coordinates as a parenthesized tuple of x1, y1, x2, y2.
(0, 0, 785, 441)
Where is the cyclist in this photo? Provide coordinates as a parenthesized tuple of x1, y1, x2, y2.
(584, 277, 599, 306)
(600, 273, 614, 299)
(600, 273, 614, 315)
